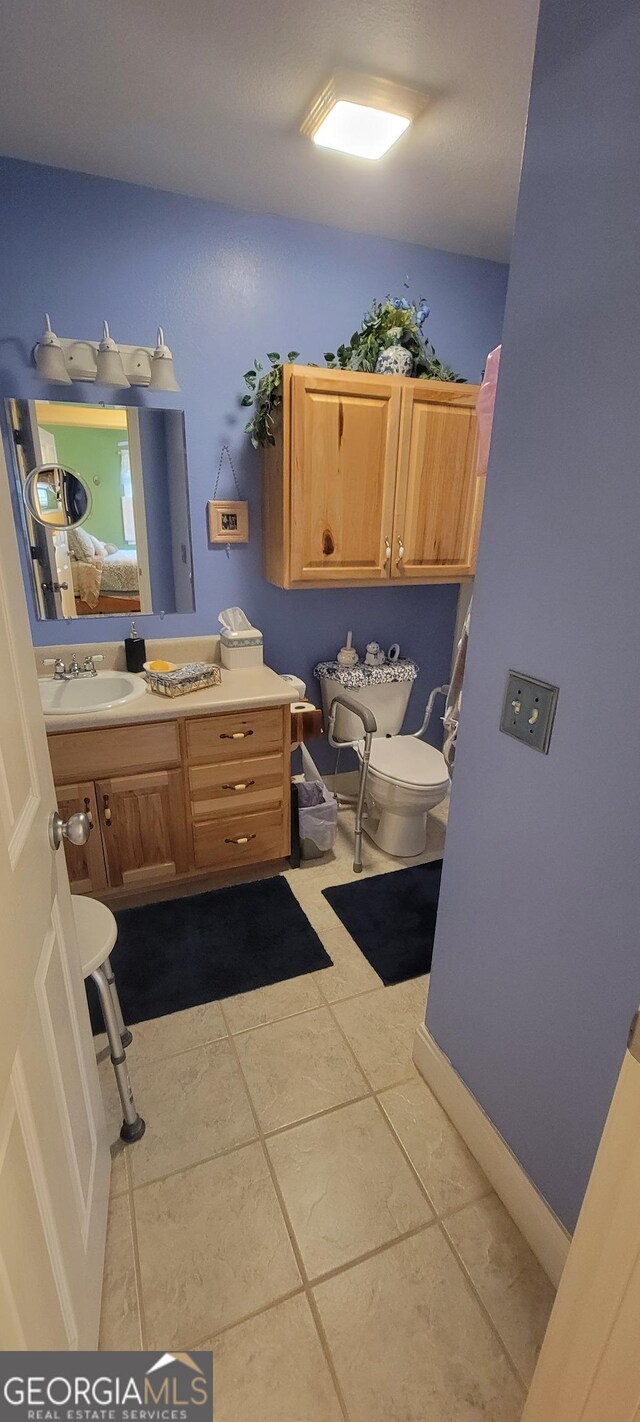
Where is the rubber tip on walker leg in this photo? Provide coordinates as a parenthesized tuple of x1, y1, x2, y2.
(120, 1115, 146, 1143)
(354, 863, 363, 873)
(120, 1029, 133, 1048)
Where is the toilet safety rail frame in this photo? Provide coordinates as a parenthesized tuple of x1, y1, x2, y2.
(327, 692, 377, 874)
(327, 684, 451, 874)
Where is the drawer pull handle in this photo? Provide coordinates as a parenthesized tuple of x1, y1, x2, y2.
(224, 833, 256, 846)
(102, 794, 112, 826)
(83, 796, 93, 828)
(221, 780, 255, 791)
(220, 730, 254, 740)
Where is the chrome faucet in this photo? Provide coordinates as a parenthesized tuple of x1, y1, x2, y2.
(43, 653, 103, 680)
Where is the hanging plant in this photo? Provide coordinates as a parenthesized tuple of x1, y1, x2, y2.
(240, 296, 464, 446)
(240, 351, 299, 448)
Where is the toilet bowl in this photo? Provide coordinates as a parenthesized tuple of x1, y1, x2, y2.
(356, 735, 449, 857)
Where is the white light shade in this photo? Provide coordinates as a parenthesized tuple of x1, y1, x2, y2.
(313, 101, 410, 160)
(95, 321, 130, 389)
(301, 72, 428, 161)
(34, 314, 72, 384)
(149, 327, 180, 392)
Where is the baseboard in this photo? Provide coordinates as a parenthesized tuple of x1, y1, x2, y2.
(413, 1021, 571, 1287)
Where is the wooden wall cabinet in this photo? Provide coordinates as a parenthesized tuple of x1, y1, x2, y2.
(263, 365, 483, 588)
(48, 705, 291, 900)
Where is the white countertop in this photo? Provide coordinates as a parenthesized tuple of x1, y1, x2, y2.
(34, 637, 298, 733)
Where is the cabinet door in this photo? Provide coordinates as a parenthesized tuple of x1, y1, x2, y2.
(55, 780, 107, 894)
(289, 368, 400, 583)
(392, 382, 482, 580)
(96, 769, 188, 890)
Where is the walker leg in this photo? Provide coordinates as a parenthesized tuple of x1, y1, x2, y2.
(103, 954, 133, 1048)
(92, 966, 145, 1142)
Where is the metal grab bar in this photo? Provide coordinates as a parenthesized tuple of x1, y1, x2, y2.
(411, 684, 450, 741)
(327, 693, 377, 874)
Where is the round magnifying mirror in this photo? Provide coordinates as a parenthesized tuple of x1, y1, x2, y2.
(23, 464, 92, 528)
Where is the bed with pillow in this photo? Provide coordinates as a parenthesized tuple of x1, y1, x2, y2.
(67, 527, 141, 614)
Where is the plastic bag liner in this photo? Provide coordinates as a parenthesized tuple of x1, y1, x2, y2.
(298, 745, 338, 857)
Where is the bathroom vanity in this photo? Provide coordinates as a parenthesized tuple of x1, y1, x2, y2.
(39, 645, 295, 900)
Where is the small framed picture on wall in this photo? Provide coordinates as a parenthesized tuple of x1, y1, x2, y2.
(207, 500, 249, 544)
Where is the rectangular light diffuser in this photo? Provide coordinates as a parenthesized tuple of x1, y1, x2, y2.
(301, 72, 428, 160)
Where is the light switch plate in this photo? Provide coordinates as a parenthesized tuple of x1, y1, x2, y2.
(500, 670, 559, 753)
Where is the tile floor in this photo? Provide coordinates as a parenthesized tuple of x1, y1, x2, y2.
(98, 799, 555, 1419)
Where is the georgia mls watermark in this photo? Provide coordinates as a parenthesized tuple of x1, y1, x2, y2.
(0, 1353, 213, 1422)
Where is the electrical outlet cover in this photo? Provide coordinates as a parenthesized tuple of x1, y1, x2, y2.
(500, 671, 559, 753)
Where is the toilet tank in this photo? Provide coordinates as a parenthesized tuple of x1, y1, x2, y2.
(316, 663, 417, 743)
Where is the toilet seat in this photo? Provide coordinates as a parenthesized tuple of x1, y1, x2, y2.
(356, 735, 449, 792)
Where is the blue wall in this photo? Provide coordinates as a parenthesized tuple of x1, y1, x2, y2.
(0, 157, 507, 752)
(425, 0, 640, 1231)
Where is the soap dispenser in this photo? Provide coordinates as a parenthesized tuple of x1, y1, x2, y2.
(125, 620, 146, 673)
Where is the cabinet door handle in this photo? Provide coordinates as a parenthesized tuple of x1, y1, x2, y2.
(384, 536, 391, 566)
(396, 535, 405, 568)
(83, 796, 93, 828)
(224, 833, 257, 846)
(221, 780, 255, 791)
(102, 794, 112, 826)
(220, 730, 254, 740)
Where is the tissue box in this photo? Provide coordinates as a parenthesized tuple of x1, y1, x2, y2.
(220, 627, 264, 670)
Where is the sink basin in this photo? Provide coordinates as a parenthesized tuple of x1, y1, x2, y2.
(39, 670, 148, 716)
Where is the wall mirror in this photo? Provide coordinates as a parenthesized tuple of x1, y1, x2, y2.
(3, 398, 195, 620)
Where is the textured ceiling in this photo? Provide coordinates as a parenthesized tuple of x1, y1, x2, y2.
(0, 0, 539, 260)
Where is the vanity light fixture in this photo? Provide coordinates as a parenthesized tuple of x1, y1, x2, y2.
(33, 314, 72, 384)
(301, 71, 428, 160)
(95, 321, 130, 388)
(148, 327, 180, 392)
(32, 318, 180, 389)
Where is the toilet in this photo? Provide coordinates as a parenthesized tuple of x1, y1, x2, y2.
(318, 673, 450, 858)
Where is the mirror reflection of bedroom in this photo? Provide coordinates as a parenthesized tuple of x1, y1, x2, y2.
(36, 401, 144, 616)
(5, 398, 194, 620)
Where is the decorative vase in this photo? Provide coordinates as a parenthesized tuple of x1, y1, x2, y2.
(375, 344, 413, 376)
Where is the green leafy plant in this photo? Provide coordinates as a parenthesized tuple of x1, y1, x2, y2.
(241, 351, 299, 448)
(240, 296, 464, 446)
(324, 297, 463, 382)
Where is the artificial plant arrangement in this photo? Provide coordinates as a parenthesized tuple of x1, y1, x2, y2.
(240, 296, 463, 447)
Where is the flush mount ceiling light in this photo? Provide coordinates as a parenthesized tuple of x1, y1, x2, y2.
(301, 71, 428, 160)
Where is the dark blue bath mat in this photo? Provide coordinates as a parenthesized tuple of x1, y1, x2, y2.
(322, 860, 443, 985)
(87, 875, 331, 1031)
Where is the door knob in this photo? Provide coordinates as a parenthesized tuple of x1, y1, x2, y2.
(49, 810, 91, 851)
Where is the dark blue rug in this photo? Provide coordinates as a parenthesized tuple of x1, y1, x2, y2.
(87, 875, 331, 1031)
(322, 860, 443, 985)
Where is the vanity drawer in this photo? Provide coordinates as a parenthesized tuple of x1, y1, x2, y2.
(48, 720, 180, 782)
(193, 807, 286, 870)
(189, 753, 284, 820)
(186, 706, 284, 764)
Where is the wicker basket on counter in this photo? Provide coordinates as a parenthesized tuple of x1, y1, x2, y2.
(144, 662, 222, 698)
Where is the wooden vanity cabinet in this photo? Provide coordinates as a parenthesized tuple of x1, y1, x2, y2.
(54, 780, 107, 894)
(95, 769, 188, 890)
(263, 365, 483, 588)
(48, 704, 290, 899)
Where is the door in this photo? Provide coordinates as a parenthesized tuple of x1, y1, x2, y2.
(97, 768, 188, 889)
(523, 1020, 640, 1420)
(0, 439, 109, 1347)
(56, 782, 107, 895)
(392, 381, 482, 580)
(289, 367, 400, 583)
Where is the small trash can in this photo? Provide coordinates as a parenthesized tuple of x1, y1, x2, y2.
(297, 745, 338, 860)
